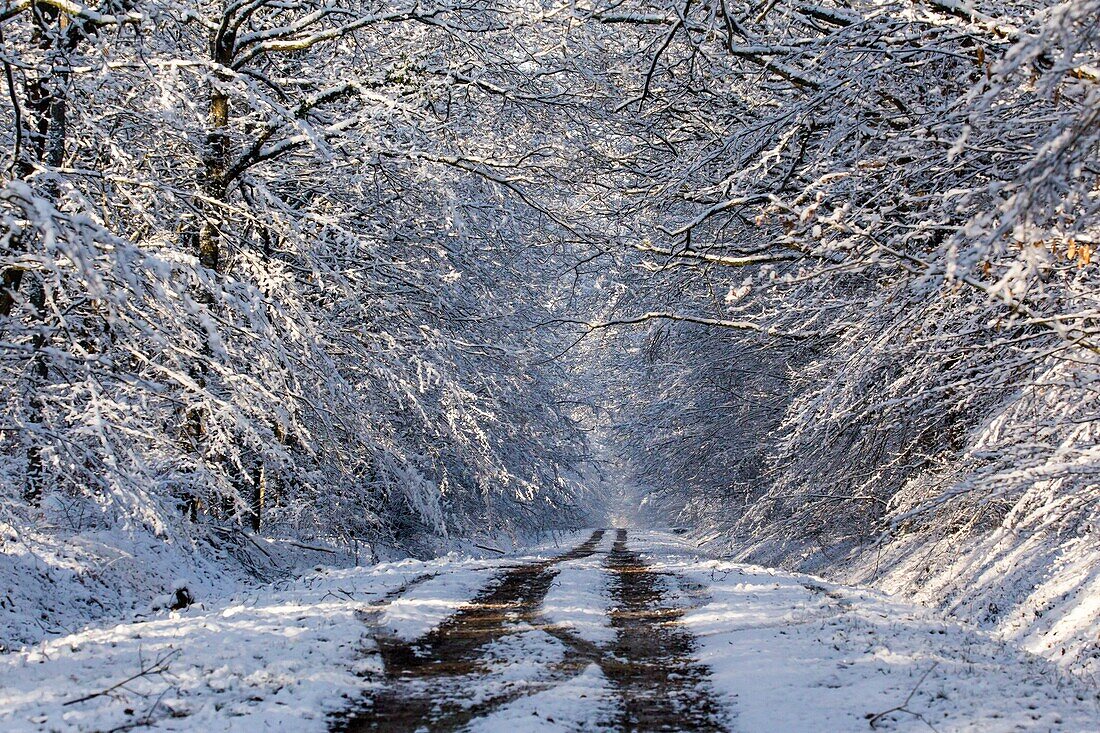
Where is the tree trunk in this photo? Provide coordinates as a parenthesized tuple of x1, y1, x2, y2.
(23, 274, 48, 505)
(180, 20, 241, 521)
(1, 4, 67, 316)
(250, 461, 265, 533)
(197, 89, 229, 274)
(9, 4, 72, 506)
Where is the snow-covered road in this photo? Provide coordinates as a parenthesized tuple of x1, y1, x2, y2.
(1, 530, 1097, 732)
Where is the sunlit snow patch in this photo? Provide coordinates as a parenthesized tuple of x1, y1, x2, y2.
(373, 563, 500, 641)
(465, 663, 619, 732)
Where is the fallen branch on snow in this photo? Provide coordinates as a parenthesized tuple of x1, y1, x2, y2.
(63, 648, 181, 707)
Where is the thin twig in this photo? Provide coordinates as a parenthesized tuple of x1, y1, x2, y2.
(868, 661, 941, 730)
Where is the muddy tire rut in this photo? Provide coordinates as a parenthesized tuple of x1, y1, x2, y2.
(604, 529, 727, 732)
(332, 529, 730, 732)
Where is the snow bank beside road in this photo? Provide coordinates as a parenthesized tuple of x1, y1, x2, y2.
(635, 531, 1100, 732)
(0, 523, 244, 653)
(853, 518, 1100, 687)
(712, 499, 1100, 686)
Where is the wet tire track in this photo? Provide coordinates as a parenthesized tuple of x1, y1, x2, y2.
(333, 530, 606, 732)
(332, 528, 730, 732)
(604, 528, 728, 732)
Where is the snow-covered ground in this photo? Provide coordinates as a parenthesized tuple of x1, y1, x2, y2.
(541, 530, 615, 645)
(0, 532, 589, 732)
(637, 531, 1100, 732)
(0, 530, 1096, 732)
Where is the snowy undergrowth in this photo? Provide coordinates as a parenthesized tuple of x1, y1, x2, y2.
(0, 522, 246, 654)
(0, 531, 591, 732)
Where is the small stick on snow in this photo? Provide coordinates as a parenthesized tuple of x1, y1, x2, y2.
(867, 661, 941, 731)
(284, 540, 339, 554)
